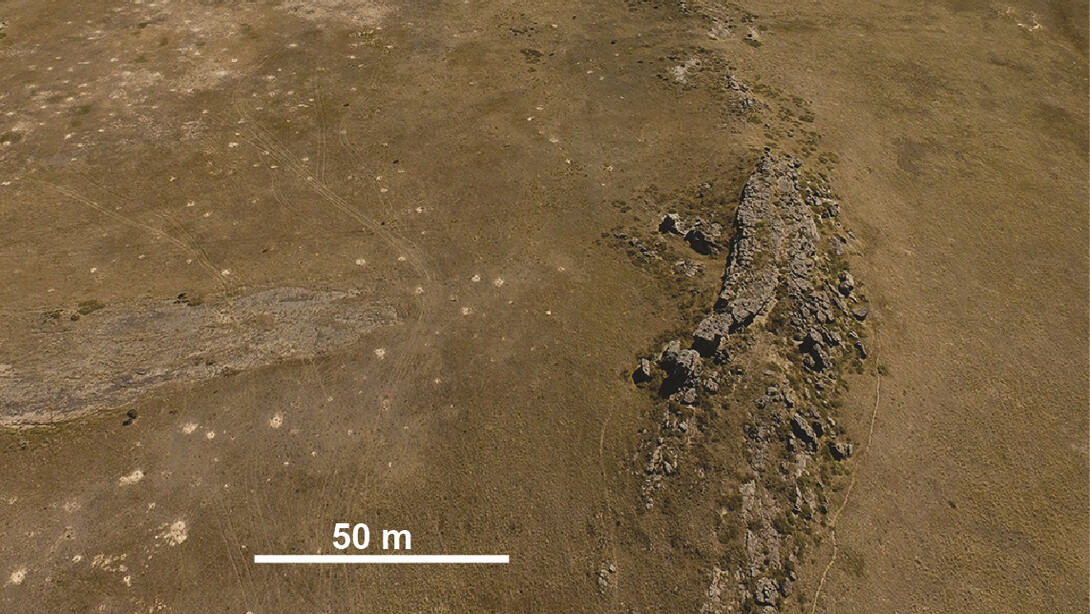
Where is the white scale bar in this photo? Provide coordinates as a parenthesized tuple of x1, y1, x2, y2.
(254, 554, 509, 565)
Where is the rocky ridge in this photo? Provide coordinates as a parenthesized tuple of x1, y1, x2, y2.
(634, 152, 868, 613)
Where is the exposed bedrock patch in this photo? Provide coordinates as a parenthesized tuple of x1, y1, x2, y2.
(699, 154, 821, 350)
(0, 287, 397, 426)
(634, 151, 868, 613)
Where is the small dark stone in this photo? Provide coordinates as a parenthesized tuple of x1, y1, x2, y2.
(855, 340, 868, 359)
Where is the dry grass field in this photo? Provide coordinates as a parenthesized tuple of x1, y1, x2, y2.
(0, 0, 1085, 612)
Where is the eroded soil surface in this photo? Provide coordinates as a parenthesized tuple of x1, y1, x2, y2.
(2, 287, 397, 426)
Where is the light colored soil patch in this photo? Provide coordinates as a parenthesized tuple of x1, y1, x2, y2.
(157, 520, 188, 547)
(117, 469, 144, 486)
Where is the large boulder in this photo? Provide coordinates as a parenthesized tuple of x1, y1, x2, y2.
(693, 314, 731, 358)
(830, 441, 853, 460)
(684, 221, 724, 255)
(658, 341, 703, 404)
(790, 414, 819, 449)
(659, 213, 688, 235)
(838, 271, 855, 296)
(754, 577, 780, 606)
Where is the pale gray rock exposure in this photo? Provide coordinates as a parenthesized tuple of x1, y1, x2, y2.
(0, 287, 396, 426)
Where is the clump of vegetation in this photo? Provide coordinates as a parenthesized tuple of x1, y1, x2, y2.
(77, 300, 106, 316)
(175, 292, 203, 307)
(519, 48, 543, 64)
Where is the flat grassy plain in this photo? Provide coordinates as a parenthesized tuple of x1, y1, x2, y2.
(0, 0, 1085, 612)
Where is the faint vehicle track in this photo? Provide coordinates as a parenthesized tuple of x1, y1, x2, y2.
(28, 179, 230, 291)
(231, 82, 439, 402)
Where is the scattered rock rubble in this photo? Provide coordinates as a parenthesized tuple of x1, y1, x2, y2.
(659, 213, 725, 255)
(674, 259, 702, 277)
(633, 152, 868, 613)
(613, 230, 661, 262)
(596, 563, 617, 593)
(726, 72, 761, 114)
